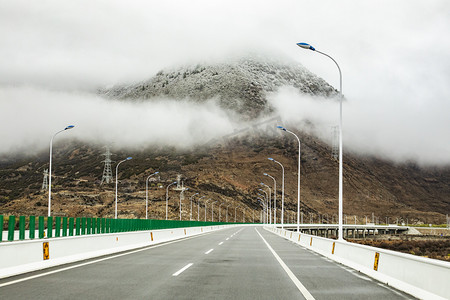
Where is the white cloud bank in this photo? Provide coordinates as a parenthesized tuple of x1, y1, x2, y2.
(0, 87, 238, 153)
(270, 87, 450, 166)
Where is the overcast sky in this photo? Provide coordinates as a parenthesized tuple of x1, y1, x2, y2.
(0, 0, 449, 165)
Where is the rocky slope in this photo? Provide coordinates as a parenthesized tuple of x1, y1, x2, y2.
(0, 131, 449, 224)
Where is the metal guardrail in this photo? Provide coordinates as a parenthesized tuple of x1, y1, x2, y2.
(0, 215, 241, 242)
(267, 226, 450, 300)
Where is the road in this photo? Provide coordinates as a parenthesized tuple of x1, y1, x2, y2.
(0, 226, 414, 299)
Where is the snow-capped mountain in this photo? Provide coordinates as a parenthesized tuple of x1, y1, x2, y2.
(101, 56, 337, 120)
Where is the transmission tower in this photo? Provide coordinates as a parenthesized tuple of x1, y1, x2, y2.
(331, 125, 339, 160)
(101, 146, 114, 185)
(41, 169, 48, 190)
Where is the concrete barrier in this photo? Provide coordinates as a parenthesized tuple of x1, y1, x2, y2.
(0, 225, 233, 279)
(265, 226, 450, 300)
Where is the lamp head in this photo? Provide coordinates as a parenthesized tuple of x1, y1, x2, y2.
(276, 125, 286, 131)
(297, 42, 315, 51)
(154, 171, 159, 175)
(126, 157, 132, 160)
(268, 157, 274, 161)
(263, 173, 268, 176)
(64, 125, 75, 130)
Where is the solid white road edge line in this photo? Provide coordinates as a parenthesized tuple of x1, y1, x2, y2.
(172, 263, 194, 276)
(0, 229, 220, 288)
(205, 248, 214, 254)
(219, 242, 223, 245)
(255, 228, 316, 300)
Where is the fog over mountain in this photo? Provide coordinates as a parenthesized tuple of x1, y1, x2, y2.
(0, 0, 449, 165)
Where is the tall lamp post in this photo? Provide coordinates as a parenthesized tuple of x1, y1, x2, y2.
(197, 196, 205, 221)
(268, 158, 285, 229)
(258, 188, 270, 225)
(257, 198, 265, 224)
(277, 126, 301, 232)
(115, 157, 133, 219)
(263, 173, 277, 225)
(189, 193, 199, 221)
(166, 181, 177, 220)
(297, 42, 344, 240)
(260, 183, 272, 224)
(257, 193, 266, 223)
(145, 171, 159, 219)
(48, 125, 75, 217)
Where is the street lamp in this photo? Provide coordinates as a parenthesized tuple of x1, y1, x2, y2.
(180, 187, 189, 220)
(145, 171, 159, 220)
(257, 198, 265, 224)
(166, 181, 177, 220)
(258, 188, 269, 225)
(189, 193, 199, 221)
(257, 193, 266, 223)
(48, 125, 75, 217)
(197, 196, 205, 221)
(268, 157, 285, 229)
(263, 173, 277, 225)
(297, 42, 344, 240)
(277, 125, 301, 232)
(260, 183, 272, 224)
(115, 156, 132, 219)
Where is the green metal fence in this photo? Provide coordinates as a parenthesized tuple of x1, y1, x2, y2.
(0, 214, 244, 242)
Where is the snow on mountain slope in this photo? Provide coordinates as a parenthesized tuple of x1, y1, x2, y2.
(102, 56, 337, 120)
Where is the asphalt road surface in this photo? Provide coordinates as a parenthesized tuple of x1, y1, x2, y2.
(0, 226, 415, 299)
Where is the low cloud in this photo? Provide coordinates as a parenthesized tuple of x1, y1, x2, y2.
(269, 87, 450, 166)
(0, 86, 241, 154)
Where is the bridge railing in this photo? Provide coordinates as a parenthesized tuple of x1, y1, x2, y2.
(0, 215, 235, 242)
(267, 226, 450, 300)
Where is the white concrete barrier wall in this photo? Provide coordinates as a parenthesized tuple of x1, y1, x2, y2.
(0, 225, 235, 279)
(266, 227, 450, 300)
